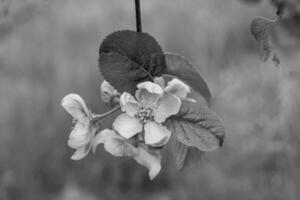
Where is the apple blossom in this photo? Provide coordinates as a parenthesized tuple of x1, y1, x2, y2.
(61, 94, 95, 160)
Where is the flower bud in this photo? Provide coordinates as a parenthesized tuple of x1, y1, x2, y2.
(100, 80, 120, 107)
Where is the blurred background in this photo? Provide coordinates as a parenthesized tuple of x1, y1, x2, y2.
(1, 0, 300, 199)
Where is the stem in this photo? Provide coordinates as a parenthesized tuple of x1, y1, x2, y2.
(92, 106, 121, 124)
(135, 0, 142, 32)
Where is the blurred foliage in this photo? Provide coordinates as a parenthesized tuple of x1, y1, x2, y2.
(1, 0, 300, 200)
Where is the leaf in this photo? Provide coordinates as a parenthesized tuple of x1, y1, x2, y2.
(165, 100, 225, 151)
(174, 140, 188, 169)
(163, 53, 211, 104)
(93, 129, 138, 157)
(250, 16, 280, 67)
(174, 141, 204, 170)
(99, 30, 166, 95)
(184, 146, 205, 167)
(240, 0, 262, 4)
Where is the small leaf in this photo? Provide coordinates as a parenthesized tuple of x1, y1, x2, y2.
(174, 141, 204, 170)
(163, 53, 211, 104)
(165, 100, 225, 151)
(99, 30, 166, 95)
(250, 16, 280, 67)
(93, 129, 138, 157)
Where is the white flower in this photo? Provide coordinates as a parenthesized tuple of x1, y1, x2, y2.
(112, 81, 182, 147)
(93, 129, 162, 180)
(61, 94, 95, 160)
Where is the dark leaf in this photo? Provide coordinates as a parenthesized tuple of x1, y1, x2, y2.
(99, 52, 150, 94)
(163, 53, 211, 104)
(165, 100, 225, 151)
(99, 30, 166, 94)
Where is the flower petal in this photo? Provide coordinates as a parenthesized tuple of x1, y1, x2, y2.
(71, 145, 91, 160)
(144, 122, 171, 146)
(68, 122, 90, 149)
(113, 113, 143, 139)
(93, 129, 139, 157)
(92, 129, 112, 153)
(133, 146, 162, 180)
(154, 93, 181, 123)
(61, 93, 90, 123)
(137, 81, 163, 94)
(135, 89, 161, 109)
(165, 78, 191, 99)
(120, 92, 138, 117)
(136, 81, 164, 109)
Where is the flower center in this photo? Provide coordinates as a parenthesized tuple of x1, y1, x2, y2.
(135, 106, 153, 123)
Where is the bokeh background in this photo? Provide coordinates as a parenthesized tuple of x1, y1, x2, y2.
(1, 0, 300, 199)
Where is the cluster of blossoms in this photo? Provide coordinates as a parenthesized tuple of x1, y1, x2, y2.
(61, 77, 193, 179)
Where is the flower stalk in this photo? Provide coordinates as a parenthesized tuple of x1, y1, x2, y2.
(92, 105, 121, 124)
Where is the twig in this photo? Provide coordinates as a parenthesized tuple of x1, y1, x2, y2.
(135, 0, 142, 32)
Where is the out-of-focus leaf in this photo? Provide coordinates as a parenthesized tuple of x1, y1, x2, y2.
(99, 30, 166, 95)
(163, 53, 211, 104)
(272, 52, 280, 68)
(239, 0, 262, 4)
(93, 129, 138, 157)
(133, 146, 162, 180)
(250, 16, 280, 67)
(165, 100, 225, 151)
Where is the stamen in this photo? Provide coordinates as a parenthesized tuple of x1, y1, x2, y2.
(135, 106, 153, 123)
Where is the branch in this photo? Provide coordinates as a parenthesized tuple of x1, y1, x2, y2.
(135, 0, 142, 32)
